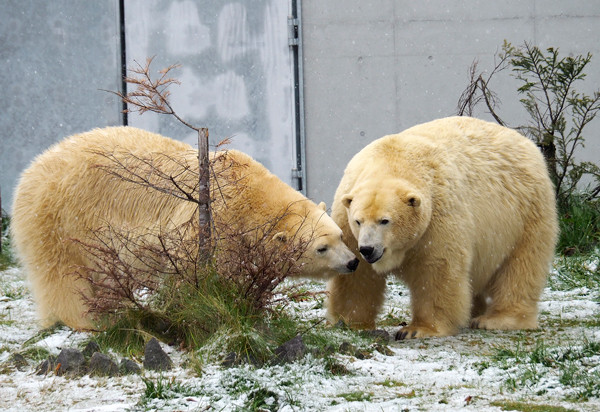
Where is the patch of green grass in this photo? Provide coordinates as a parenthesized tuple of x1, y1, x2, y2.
(550, 250, 600, 291)
(374, 380, 416, 398)
(137, 376, 203, 409)
(375, 378, 407, 388)
(563, 368, 600, 400)
(490, 335, 600, 400)
(0, 282, 27, 300)
(0, 241, 15, 271)
(378, 308, 408, 327)
(18, 346, 51, 362)
(94, 267, 304, 366)
(491, 400, 578, 412)
(338, 391, 373, 402)
(558, 194, 600, 255)
(93, 312, 161, 357)
(245, 388, 280, 411)
(0, 214, 15, 271)
(541, 315, 600, 329)
(303, 322, 373, 353)
(322, 356, 351, 376)
(221, 368, 260, 396)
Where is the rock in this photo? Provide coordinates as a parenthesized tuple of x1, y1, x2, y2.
(339, 342, 356, 355)
(35, 356, 56, 376)
(9, 353, 29, 371)
(360, 329, 391, 343)
(221, 352, 238, 367)
(119, 358, 141, 375)
(143, 337, 173, 371)
(56, 348, 86, 376)
(373, 343, 395, 356)
(82, 340, 101, 358)
(89, 352, 119, 377)
(273, 335, 306, 364)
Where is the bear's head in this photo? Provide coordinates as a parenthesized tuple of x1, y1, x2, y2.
(274, 201, 359, 279)
(341, 179, 432, 273)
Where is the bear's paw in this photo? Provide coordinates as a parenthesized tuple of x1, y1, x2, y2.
(394, 323, 453, 340)
(470, 314, 538, 331)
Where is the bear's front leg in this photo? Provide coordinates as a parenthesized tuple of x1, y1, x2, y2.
(326, 263, 386, 329)
(394, 255, 472, 340)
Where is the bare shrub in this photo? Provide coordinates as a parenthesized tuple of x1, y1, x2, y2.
(73, 57, 319, 352)
(457, 41, 600, 208)
(71, 147, 315, 348)
(73, 205, 313, 346)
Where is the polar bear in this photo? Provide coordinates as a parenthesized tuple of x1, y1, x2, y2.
(11, 126, 359, 330)
(327, 116, 558, 339)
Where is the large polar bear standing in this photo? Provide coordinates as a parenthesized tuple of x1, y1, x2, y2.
(11, 126, 359, 330)
(328, 116, 558, 339)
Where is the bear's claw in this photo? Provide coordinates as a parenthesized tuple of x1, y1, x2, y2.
(395, 330, 418, 340)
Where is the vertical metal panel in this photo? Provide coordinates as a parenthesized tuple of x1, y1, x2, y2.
(289, 0, 306, 193)
(0, 0, 122, 212)
(124, 0, 298, 188)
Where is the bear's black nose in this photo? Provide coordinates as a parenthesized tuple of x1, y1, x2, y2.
(347, 258, 359, 272)
(359, 246, 374, 259)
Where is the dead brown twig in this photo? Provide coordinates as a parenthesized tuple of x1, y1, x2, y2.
(107, 56, 212, 257)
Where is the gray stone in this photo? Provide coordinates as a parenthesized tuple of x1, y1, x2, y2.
(221, 352, 238, 367)
(9, 353, 29, 371)
(89, 352, 119, 377)
(56, 348, 86, 376)
(273, 335, 306, 364)
(82, 340, 101, 359)
(143, 338, 173, 371)
(119, 358, 141, 375)
(35, 356, 56, 376)
(360, 329, 391, 343)
(339, 342, 356, 355)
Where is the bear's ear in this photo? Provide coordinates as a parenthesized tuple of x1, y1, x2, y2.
(318, 201, 327, 211)
(406, 194, 421, 208)
(273, 231, 288, 243)
(341, 194, 353, 208)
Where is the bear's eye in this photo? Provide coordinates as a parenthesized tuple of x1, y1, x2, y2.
(355, 220, 361, 226)
(380, 219, 390, 225)
(317, 246, 328, 253)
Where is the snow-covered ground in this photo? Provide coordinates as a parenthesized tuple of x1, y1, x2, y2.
(1, 263, 599, 411)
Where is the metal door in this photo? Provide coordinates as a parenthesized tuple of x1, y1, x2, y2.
(124, 0, 304, 190)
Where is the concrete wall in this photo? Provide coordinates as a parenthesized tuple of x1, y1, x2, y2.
(302, 0, 600, 206)
(124, 0, 297, 187)
(2, 0, 600, 213)
(0, 0, 122, 212)
(0, 0, 297, 213)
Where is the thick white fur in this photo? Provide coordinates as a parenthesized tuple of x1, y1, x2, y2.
(11, 126, 357, 329)
(327, 116, 558, 338)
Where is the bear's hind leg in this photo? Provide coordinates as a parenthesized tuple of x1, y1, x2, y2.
(471, 229, 554, 331)
(471, 293, 487, 319)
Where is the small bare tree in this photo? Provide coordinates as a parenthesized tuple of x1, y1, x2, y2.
(73, 202, 314, 343)
(75, 58, 320, 347)
(111, 57, 212, 260)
